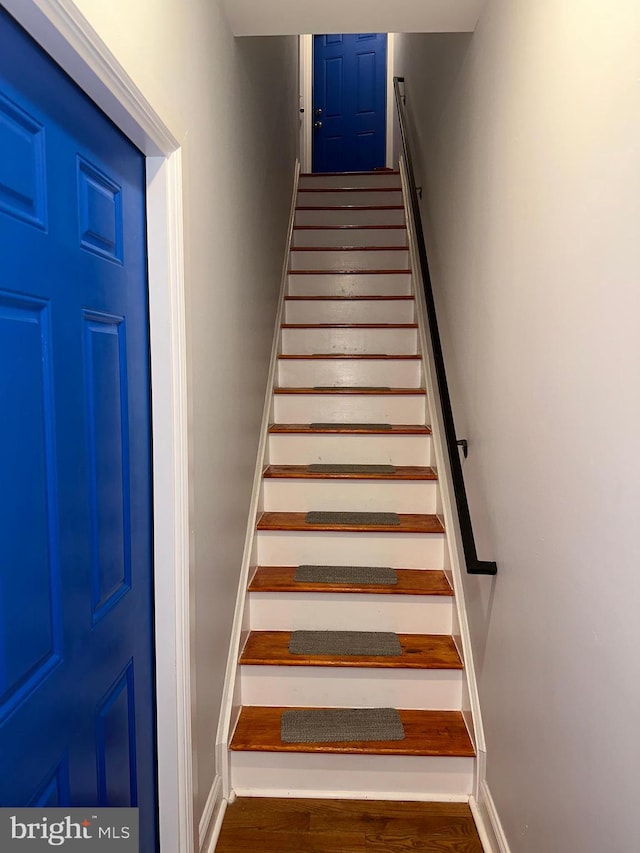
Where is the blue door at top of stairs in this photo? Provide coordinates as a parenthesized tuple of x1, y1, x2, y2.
(0, 8, 157, 849)
(313, 33, 387, 173)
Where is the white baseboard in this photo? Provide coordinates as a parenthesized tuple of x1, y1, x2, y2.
(199, 775, 226, 853)
(470, 780, 510, 853)
(231, 788, 469, 803)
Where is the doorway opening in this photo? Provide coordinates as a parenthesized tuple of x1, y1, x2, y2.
(299, 33, 396, 173)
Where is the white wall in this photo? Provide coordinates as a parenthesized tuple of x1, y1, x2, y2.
(69, 0, 299, 829)
(222, 0, 486, 37)
(394, 4, 640, 851)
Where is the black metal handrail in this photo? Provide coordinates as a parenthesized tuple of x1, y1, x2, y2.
(394, 76, 497, 576)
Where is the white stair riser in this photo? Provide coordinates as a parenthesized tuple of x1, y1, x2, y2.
(284, 300, 414, 324)
(281, 326, 418, 355)
(273, 394, 426, 424)
(298, 174, 401, 189)
(290, 248, 409, 271)
(262, 479, 437, 513)
(230, 752, 474, 799)
(295, 208, 405, 227)
(268, 434, 432, 466)
(278, 359, 421, 388)
(297, 189, 403, 206)
(288, 273, 412, 296)
(256, 531, 445, 568)
(240, 667, 463, 710)
(293, 228, 407, 248)
(248, 592, 453, 634)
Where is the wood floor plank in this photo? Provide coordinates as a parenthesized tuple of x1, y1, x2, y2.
(257, 512, 445, 534)
(216, 827, 366, 853)
(229, 707, 475, 756)
(263, 464, 437, 481)
(365, 835, 482, 852)
(268, 423, 431, 434)
(248, 567, 453, 596)
(215, 798, 483, 853)
(240, 631, 463, 669)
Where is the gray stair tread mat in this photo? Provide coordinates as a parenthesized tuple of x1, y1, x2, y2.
(307, 464, 396, 474)
(281, 707, 405, 743)
(295, 565, 398, 585)
(289, 630, 402, 656)
(310, 422, 393, 429)
(305, 511, 400, 526)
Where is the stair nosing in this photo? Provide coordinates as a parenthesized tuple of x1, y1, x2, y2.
(268, 423, 431, 434)
(262, 464, 437, 481)
(281, 323, 417, 328)
(300, 170, 400, 177)
(284, 296, 413, 302)
(290, 246, 408, 252)
(296, 204, 405, 211)
(277, 354, 420, 360)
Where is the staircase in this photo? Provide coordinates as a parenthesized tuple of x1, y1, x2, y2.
(224, 168, 477, 802)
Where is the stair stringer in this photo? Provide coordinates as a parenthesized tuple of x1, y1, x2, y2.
(399, 156, 487, 798)
(215, 160, 301, 799)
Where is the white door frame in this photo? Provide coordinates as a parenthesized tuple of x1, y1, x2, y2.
(1, 2, 194, 851)
(298, 32, 396, 173)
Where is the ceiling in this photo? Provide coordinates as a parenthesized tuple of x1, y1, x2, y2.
(221, 0, 487, 36)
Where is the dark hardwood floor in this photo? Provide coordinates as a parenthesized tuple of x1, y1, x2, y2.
(215, 797, 484, 852)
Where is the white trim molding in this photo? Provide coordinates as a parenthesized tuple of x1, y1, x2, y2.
(298, 34, 312, 172)
(216, 161, 301, 798)
(198, 775, 225, 853)
(1, 0, 178, 155)
(1, 3, 193, 851)
(470, 781, 511, 853)
(385, 33, 396, 168)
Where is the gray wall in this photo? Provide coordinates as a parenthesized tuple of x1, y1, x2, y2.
(394, 2, 640, 850)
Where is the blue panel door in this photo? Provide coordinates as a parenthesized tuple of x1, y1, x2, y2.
(0, 8, 157, 850)
(313, 33, 387, 173)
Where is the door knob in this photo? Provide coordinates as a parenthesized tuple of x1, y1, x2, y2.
(315, 107, 323, 116)
(314, 120, 323, 129)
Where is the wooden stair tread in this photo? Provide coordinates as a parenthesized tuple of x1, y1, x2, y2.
(300, 170, 400, 177)
(293, 225, 406, 231)
(298, 187, 402, 193)
(290, 246, 407, 252)
(230, 707, 475, 756)
(290, 269, 412, 275)
(268, 423, 431, 435)
(263, 465, 437, 481)
(257, 512, 444, 534)
(281, 322, 417, 329)
(248, 566, 453, 595)
(273, 387, 426, 396)
(240, 631, 462, 669)
(277, 354, 421, 360)
(284, 295, 414, 301)
(296, 204, 405, 211)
